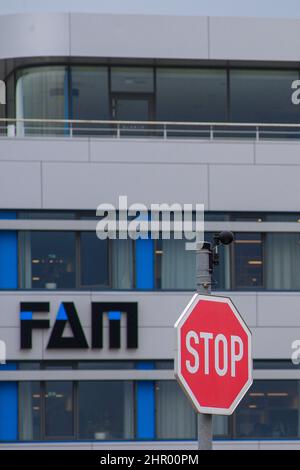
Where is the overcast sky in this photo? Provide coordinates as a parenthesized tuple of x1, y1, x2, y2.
(0, 0, 299, 18)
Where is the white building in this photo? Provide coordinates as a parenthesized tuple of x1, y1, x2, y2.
(0, 0, 299, 450)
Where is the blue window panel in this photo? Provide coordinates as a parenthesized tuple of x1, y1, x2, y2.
(135, 238, 154, 289)
(0, 212, 17, 289)
(0, 363, 18, 441)
(136, 361, 155, 439)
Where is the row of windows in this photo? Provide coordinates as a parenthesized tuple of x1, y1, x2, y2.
(17, 378, 300, 441)
(12, 210, 300, 222)
(13, 230, 300, 291)
(10, 65, 300, 131)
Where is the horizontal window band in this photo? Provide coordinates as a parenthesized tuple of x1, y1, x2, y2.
(0, 220, 300, 232)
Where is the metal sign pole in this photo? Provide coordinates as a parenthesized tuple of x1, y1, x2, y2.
(196, 241, 213, 451)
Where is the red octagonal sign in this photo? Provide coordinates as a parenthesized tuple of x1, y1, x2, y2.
(175, 294, 252, 415)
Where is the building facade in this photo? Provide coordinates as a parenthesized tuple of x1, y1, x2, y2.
(0, 3, 300, 450)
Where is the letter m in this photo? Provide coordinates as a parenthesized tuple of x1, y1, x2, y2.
(91, 302, 138, 349)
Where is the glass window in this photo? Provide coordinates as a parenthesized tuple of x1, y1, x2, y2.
(78, 381, 134, 440)
(157, 238, 196, 289)
(204, 212, 231, 221)
(111, 239, 134, 289)
(156, 381, 197, 439)
(234, 381, 299, 439)
(18, 362, 41, 370)
(233, 233, 263, 289)
(265, 213, 300, 222)
(44, 363, 74, 370)
(16, 66, 68, 136)
(156, 234, 228, 290)
(18, 211, 76, 220)
(19, 382, 41, 440)
(213, 415, 230, 438)
(265, 233, 300, 290)
(155, 361, 174, 370)
(77, 361, 135, 370)
(111, 67, 154, 93)
(71, 66, 109, 135)
(156, 68, 227, 122)
(230, 69, 300, 123)
(230, 212, 265, 222)
(20, 231, 76, 289)
(254, 360, 300, 370)
(45, 381, 74, 438)
(80, 232, 109, 288)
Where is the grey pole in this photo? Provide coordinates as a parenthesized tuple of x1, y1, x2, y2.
(196, 241, 213, 451)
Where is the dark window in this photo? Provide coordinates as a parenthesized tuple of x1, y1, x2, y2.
(156, 68, 227, 122)
(77, 361, 135, 370)
(24, 231, 76, 289)
(71, 66, 109, 135)
(80, 232, 109, 288)
(45, 381, 74, 438)
(234, 381, 299, 439)
(111, 68, 154, 93)
(78, 381, 134, 440)
(230, 69, 300, 124)
(233, 233, 263, 289)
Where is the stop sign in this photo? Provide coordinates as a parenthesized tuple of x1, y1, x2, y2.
(175, 294, 252, 415)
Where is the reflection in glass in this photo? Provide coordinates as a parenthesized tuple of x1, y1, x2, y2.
(78, 381, 134, 440)
(234, 380, 299, 438)
(45, 381, 73, 438)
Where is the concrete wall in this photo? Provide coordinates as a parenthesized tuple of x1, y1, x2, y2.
(0, 137, 299, 211)
(1, 13, 300, 62)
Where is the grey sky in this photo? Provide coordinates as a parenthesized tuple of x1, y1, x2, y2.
(0, 0, 299, 19)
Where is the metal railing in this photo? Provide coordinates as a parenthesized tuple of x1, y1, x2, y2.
(1, 118, 300, 140)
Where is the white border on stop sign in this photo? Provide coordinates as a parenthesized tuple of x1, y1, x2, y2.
(174, 293, 253, 415)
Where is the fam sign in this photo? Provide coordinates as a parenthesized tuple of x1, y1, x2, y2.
(20, 301, 138, 350)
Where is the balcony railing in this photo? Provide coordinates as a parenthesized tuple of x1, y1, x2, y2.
(1, 118, 300, 140)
